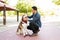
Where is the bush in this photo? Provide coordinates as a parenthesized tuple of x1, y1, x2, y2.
(16, 2, 32, 13)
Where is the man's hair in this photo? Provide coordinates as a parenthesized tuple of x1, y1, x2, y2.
(32, 6, 37, 10)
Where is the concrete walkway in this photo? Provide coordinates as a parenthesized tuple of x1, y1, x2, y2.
(0, 22, 60, 40)
(0, 16, 60, 40)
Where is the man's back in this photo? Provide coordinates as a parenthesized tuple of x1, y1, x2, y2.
(28, 12, 41, 27)
(33, 12, 41, 27)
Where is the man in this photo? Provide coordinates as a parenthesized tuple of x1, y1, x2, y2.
(28, 6, 42, 36)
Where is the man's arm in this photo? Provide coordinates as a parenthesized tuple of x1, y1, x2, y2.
(33, 14, 40, 22)
(28, 14, 33, 18)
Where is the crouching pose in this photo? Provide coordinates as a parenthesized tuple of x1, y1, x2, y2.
(16, 14, 33, 37)
(27, 22, 40, 36)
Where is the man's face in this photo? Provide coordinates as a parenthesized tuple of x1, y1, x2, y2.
(32, 9, 35, 13)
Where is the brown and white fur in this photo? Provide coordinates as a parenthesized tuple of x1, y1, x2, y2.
(16, 15, 33, 37)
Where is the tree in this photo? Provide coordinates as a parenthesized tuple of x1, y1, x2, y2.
(52, 0, 60, 5)
(16, 0, 32, 13)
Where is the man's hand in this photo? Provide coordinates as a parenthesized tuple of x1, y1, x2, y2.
(28, 18, 33, 20)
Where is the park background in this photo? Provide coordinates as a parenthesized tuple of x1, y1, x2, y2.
(0, 0, 60, 23)
(0, 0, 60, 17)
(0, 0, 60, 40)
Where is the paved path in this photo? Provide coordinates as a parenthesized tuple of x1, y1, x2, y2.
(0, 16, 60, 40)
(0, 21, 60, 40)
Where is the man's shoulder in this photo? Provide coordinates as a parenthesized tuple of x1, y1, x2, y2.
(36, 12, 39, 14)
(36, 12, 40, 16)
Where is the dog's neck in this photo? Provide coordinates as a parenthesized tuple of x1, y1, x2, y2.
(22, 21, 27, 24)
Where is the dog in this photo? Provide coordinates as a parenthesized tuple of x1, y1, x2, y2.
(16, 15, 33, 37)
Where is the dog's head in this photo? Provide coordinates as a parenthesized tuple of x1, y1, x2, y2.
(19, 14, 28, 30)
(21, 14, 28, 23)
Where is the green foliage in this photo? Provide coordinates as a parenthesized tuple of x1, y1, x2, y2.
(16, 3, 26, 13)
(55, 1, 60, 5)
(0, 12, 3, 16)
(49, 11, 55, 16)
(52, 0, 60, 5)
(16, 0, 32, 13)
(6, 11, 17, 16)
